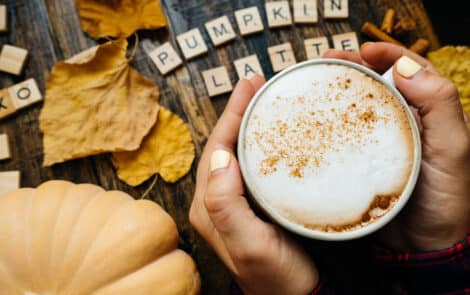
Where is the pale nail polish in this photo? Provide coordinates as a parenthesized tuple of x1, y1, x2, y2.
(210, 150, 231, 172)
(396, 56, 422, 78)
(360, 41, 374, 50)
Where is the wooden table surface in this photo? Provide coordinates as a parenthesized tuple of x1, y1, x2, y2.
(0, 0, 439, 293)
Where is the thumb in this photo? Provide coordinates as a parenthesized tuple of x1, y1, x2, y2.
(205, 149, 265, 248)
(394, 56, 469, 160)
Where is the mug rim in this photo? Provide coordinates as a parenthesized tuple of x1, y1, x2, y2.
(237, 58, 422, 241)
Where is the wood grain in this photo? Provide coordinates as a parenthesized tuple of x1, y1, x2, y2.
(0, 0, 439, 293)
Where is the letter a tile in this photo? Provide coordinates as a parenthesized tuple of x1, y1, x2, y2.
(234, 55, 264, 80)
(176, 28, 208, 60)
(202, 66, 233, 97)
(205, 16, 236, 46)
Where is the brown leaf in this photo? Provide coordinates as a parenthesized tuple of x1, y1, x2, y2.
(40, 39, 160, 166)
(76, 0, 167, 39)
(112, 107, 195, 186)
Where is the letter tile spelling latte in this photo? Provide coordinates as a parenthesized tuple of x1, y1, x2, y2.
(304, 37, 330, 59)
(241, 64, 414, 232)
(202, 66, 233, 97)
(268, 43, 296, 73)
(234, 55, 264, 80)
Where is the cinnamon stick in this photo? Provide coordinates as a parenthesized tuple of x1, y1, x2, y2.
(393, 18, 417, 37)
(409, 38, 430, 55)
(361, 22, 404, 46)
(380, 9, 396, 34)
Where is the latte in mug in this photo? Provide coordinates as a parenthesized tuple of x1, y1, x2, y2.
(238, 60, 421, 240)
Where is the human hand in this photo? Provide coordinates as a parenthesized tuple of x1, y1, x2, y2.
(324, 42, 470, 252)
(189, 76, 319, 295)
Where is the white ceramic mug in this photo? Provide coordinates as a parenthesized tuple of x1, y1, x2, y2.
(237, 58, 422, 241)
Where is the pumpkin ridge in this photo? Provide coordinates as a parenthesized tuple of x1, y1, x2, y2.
(24, 187, 39, 292)
(44, 183, 74, 290)
(60, 194, 134, 294)
(48, 184, 104, 293)
(88, 249, 176, 293)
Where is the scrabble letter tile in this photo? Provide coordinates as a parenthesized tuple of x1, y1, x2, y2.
(265, 1, 292, 28)
(202, 66, 233, 97)
(294, 0, 318, 24)
(234, 55, 264, 80)
(149, 42, 182, 75)
(8, 78, 43, 110)
(0, 5, 7, 32)
(324, 0, 349, 18)
(235, 6, 264, 36)
(0, 134, 10, 160)
(304, 36, 329, 59)
(0, 45, 28, 75)
(176, 28, 208, 60)
(0, 171, 20, 196)
(268, 43, 296, 73)
(205, 16, 236, 46)
(0, 88, 16, 119)
(332, 32, 359, 52)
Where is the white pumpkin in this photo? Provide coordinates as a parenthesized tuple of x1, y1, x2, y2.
(0, 180, 200, 295)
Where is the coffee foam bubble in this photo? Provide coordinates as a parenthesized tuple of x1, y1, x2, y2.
(243, 64, 414, 232)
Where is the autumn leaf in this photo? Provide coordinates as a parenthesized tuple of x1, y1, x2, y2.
(40, 39, 160, 166)
(112, 107, 195, 186)
(76, 0, 168, 39)
(428, 46, 470, 115)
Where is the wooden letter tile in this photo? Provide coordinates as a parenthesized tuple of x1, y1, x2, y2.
(176, 28, 208, 60)
(265, 1, 292, 28)
(0, 45, 28, 75)
(324, 0, 349, 18)
(0, 5, 7, 32)
(304, 36, 330, 59)
(202, 66, 233, 97)
(205, 16, 236, 46)
(149, 42, 182, 75)
(268, 43, 297, 73)
(294, 0, 318, 24)
(235, 6, 264, 36)
(0, 134, 10, 160)
(0, 88, 16, 119)
(0, 171, 20, 196)
(332, 32, 359, 52)
(8, 78, 43, 110)
(234, 55, 264, 80)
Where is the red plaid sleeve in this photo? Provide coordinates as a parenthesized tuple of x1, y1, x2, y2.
(375, 234, 470, 294)
(230, 275, 334, 294)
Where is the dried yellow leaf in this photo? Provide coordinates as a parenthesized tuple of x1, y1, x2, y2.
(40, 39, 159, 166)
(76, 0, 167, 39)
(428, 46, 470, 114)
(112, 107, 195, 186)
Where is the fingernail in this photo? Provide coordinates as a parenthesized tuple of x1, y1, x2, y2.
(360, 41, 374, 50)
(396, 56, 422, 78)
(210, 150, 231, 172)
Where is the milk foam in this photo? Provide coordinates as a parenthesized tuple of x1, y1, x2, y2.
(243, 64, 414, 231)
